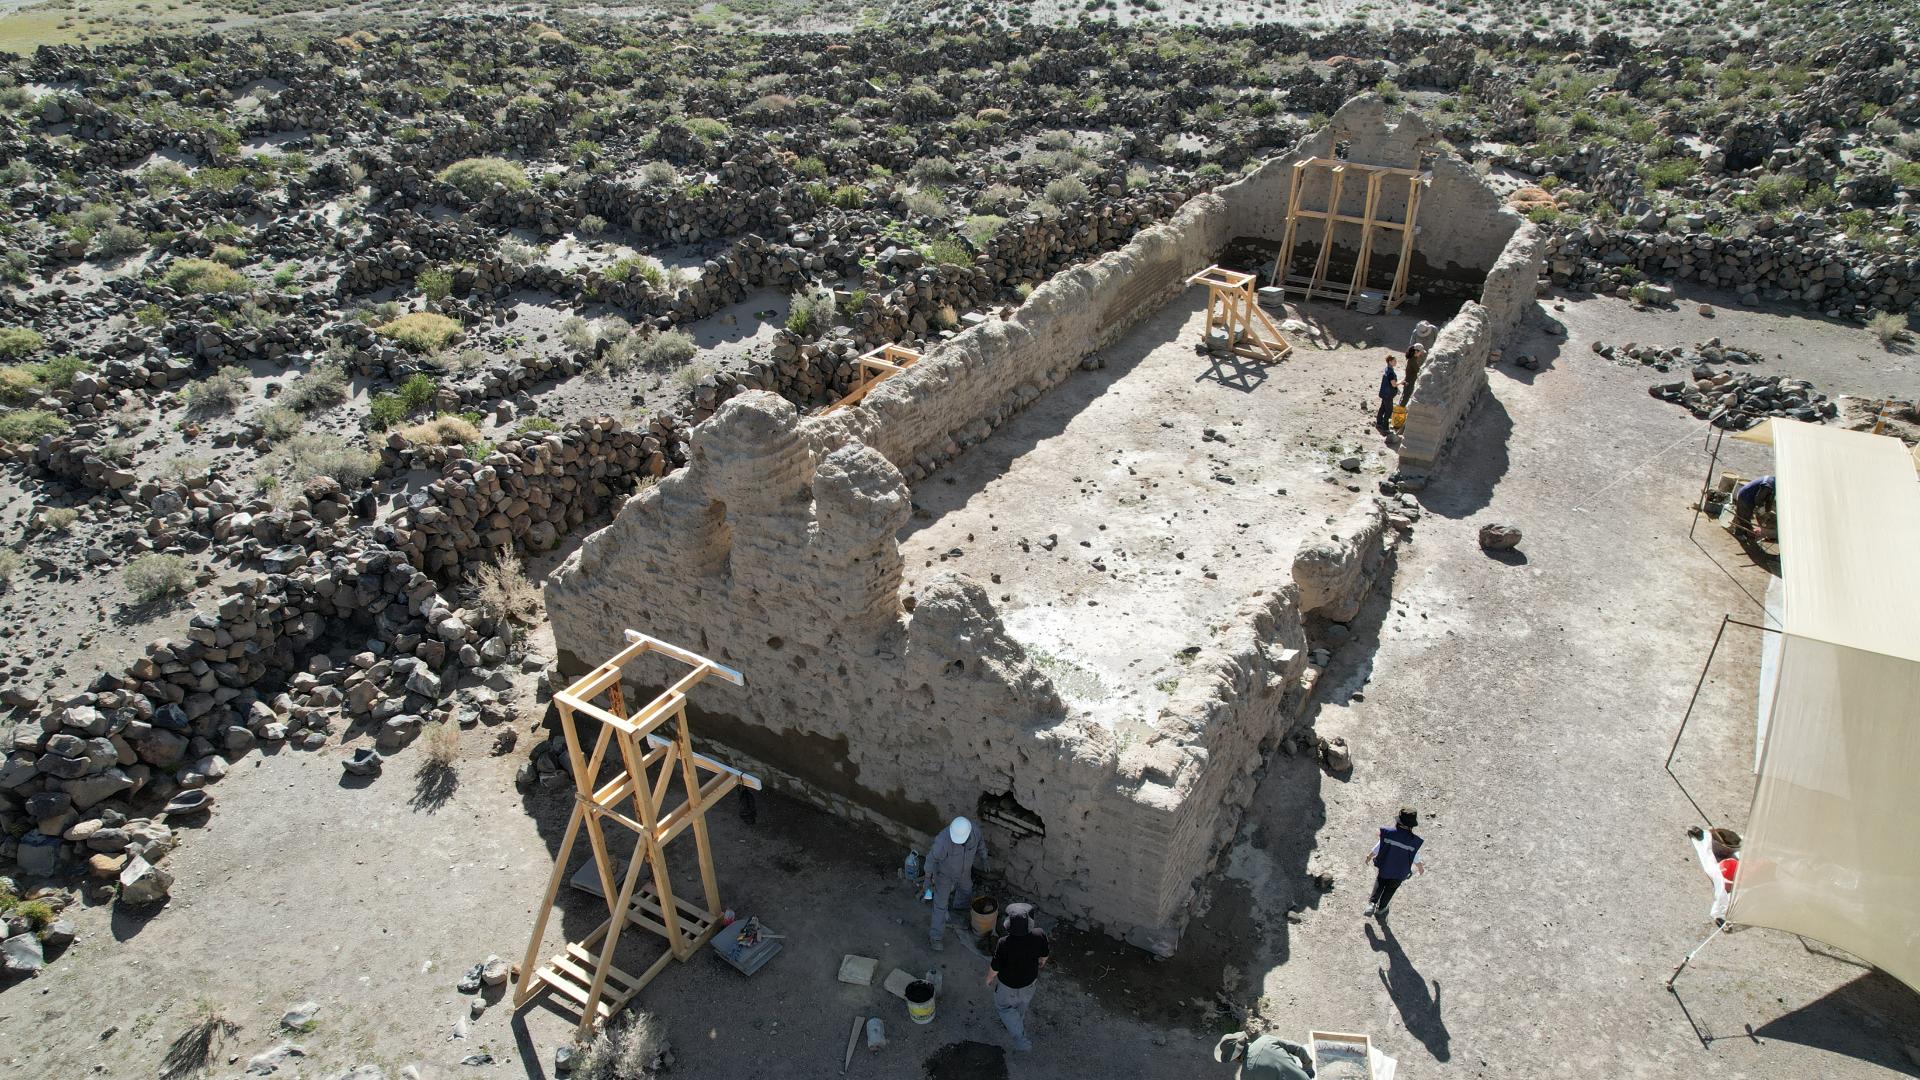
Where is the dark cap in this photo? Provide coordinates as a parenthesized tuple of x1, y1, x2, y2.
(1008, 915, 1030, 936)
(1398, 807, 1419, 828)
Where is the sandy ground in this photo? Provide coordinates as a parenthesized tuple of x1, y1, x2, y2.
(5, 285, 1918, 1080)
(902, 291, 1417, 733)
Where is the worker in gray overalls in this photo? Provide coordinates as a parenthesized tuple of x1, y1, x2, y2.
(922, 816, 983, 951)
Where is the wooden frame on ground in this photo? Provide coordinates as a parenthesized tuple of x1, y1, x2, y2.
(1186, 265, 1293, 363)
(821, 343, 923, 413)
(1271, 157, 1430, 314)
(513, 630, 761, 1035)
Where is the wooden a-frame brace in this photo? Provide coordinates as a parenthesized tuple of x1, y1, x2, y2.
(820, 343, 922, 414)
(1186, 265, 1293, 364)
(513, 630, 761, 1035)
(1271, 156, 1429, 314)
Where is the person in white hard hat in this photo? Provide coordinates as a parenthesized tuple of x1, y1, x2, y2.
(922, 816, 983, 951)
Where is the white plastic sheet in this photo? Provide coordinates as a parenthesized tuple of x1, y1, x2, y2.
(1724, 420, 1920, 994)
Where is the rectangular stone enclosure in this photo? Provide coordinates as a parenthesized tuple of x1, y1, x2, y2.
(547, 95, 1544, 953)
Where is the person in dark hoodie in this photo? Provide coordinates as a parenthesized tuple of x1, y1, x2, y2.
(1363, 806, 1427, 919)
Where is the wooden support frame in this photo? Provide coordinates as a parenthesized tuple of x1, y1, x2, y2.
(820, 343, 922, 414)
(1270, 156, 1430, 314)
(1185, 265, 1292, 364)
(513, 630, 762, 1035)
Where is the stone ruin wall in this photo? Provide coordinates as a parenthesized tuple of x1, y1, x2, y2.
(547, 156, 1405, 953)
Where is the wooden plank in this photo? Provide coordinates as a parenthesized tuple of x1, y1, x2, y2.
(621, 630, 746, 686)
(1348, 171, 1382, 310)
(1307, 165, 1345, 303)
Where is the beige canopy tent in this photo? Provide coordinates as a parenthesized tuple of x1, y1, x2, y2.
(1693, 419, 1920, 994)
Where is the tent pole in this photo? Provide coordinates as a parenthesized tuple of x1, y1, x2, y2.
(1690, 426, 1725, 541)
(1666, 920, 1729, 989)
(1666, 614, 1732, 775)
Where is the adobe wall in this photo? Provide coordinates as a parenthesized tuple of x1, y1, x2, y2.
(543, 96, 1476, 953)
(546, 391, 1395, 953)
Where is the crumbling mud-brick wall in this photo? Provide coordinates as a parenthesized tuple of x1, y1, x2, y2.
(547, 393, 1393, 954)
(1396, 224, 1548, 470)
(1224, 94, 1524, 297)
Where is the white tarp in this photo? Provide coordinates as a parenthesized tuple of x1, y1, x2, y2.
(1724, 420, 1920, 994)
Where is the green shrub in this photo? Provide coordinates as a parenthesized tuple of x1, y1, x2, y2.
(416, 267, 454, 301)
(161, 258, 248, 295)
(90, 224, 148, 259)
(376, 313, 462, 352)
(1870, 311, 1909, 348)
(256, 405, 302, 440)
(514, 415, 558, 436)
(910, 156, 960, 184)
(1641, 158, 1698, 190)
(368, 372, 438, 429)
(124, 554, 195, 603)
(785, 286, 835, 337)
(904, 188, 948, 217)
(438, 157, 529, 198)
(685, 117, 729, 142)
(0, 409, 67, 442)
(793, 156, 827, 180)
(0, 327, 43, 359)
(11, 899, 53, 929)
(603, 256, 673, 290)
(1043, 176, 1089, 204)
(209, 243, 249, 267)
(922, 238, 970, 267)
(825, 184, 866, 210)
(963, 215, 1006, 246)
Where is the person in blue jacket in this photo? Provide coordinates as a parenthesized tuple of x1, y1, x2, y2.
(1363, 806, 1426, 919)
(1376, 354, 1399, 430)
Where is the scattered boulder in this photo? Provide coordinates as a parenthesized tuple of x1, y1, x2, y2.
(1478, 524, 1523, 551)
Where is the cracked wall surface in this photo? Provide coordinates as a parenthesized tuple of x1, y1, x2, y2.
(546, 95, 1522, 953)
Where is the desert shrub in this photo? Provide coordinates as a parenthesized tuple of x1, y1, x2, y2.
(0, 326, 43, 359)
(573, 1012, 667, 1080)
(0, 367, 39, 403)
(185, 367, 247, 414)
(367, 372, 439, 429)
(639, 161, 676, 186)
(255, 405, 302, 441)
(40, 507, 78, 532)
(1870, 311, 1910, 347)
(915, 236, 964, 266)
(438, 157, 529, 198)
(577, 214, 608, 238)
(822, 184, 865, 210)
(1126, 166, 1152, 190)
(90, 224, 148, 259)
(792, 156, 828, 180)
(1044, 176, 1089, 205)
(684, 117, 729, 141)
(558, 316, 597, 354)
(285, 363, 348, 412)
(963, 214, 1006, 246)
(1641, 157, 1698, 190)
(904, 188, 948, 217)
(499, 237, 542, 268)
(514, 415, 558, 436)
(424, 720, 460, 766)
(141, 160, 191, 193)
(125, 554, 194, 603)
(603, 256, 673, 290)
(910, 156, 960, 184)
(634, 330, 696, 369)
(975, 107, 1010, 123)
(973, 184, 1025, 215)
(0, 409, 67, 442)
(268, 432, 379, 487)
(785, 286, 835, 337)
(466, 548, 542, 628)
(0, 549, 18, 590)
(161, 258, 247, 295)
(376, 312, 462, 352)
(11, 898, 53, 928)
(416, 267, 454, 300)
(398, 413, 481, 446)
(209, 243, 249, 267)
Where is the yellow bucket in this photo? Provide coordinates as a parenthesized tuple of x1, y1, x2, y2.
(905, 980, 936, 1025)
(1390, 405, 1407, 431)
(969, 895, 998, 936)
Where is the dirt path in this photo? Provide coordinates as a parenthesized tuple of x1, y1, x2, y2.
(1221, 289, 1920, 1077)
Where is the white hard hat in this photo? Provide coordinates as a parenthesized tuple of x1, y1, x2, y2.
(948, 817, 972, 844)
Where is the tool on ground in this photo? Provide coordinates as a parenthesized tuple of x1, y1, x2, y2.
(842, 1015, 861, 1073)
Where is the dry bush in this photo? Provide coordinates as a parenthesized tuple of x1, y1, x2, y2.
(284, 363, 348, 412)
(376, 312, 462, 352)
(160, 999, 239, 1080)
(256, 405, 301, 441)
(184, 366, 248, 415)
(466, 549, 542, 627)
(40, 507, 78, 532)
(438, 157, 528, 198)
(1869, 311, 1909, 348)
(398, 414, 480, 447)
(124, 554, 194, 603)
(424, 719, 460, 767)
(267, 433, 380, 488)
(0, 549, 20, 592)
(573, 1011, 667, 1080)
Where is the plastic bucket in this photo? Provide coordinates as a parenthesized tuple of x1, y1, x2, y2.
(969, 895, 998, 935)
(905, 980, 936, 1025)
(1390, 406, 1407, 430)
(1710, 827, 1743, 861)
